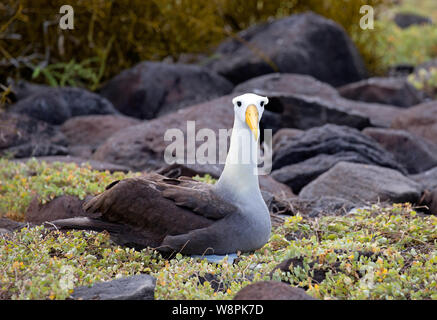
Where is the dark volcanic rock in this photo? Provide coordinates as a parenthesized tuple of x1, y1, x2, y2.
(272, 124, 406, 173)
(92, 94, 236, 171)
(60, 114, 141, 157)
(26, 195, 97, 225)
(233, 281, 316, 300)
(234, 73, 338, 99)
(394, 12, 432, 29)
(299, 162, 422, 205)
(233, 73, 402, 129)
(275, 92, 401, 129)
(272, 196, 356, 217)
(9, 87, 118, 125)
(258, 175, 295, 200)
(0, 218, 26, 235)
(338, 77, 426, 108)
(71, 274, 155, 300)
(272, 152, 385, 194)
(8, 80, 51, 101)
(363, 127, 437, 174)
(207, 12, 366, 86)
(272, 128, 304, 154)
(99, 61, 233, 120)
(391, 101, 437, 145)
(0, 112, 68, 158)
(409, 166, 437, 191)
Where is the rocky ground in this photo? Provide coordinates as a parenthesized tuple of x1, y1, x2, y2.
(0, 10, 437, 300)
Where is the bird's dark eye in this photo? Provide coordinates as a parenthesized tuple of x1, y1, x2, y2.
(236, 101, 242, 107)
(260, 101, 264, 107)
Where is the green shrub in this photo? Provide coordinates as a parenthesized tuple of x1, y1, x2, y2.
(408, 67, 437, 98)
(1, 0, 389, 90)
(373, 20, 437, 71)
(30, 57, 104, 90)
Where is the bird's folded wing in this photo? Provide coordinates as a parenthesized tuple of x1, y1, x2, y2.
(154, 175, 235, 220)
(82, 175, 215, 235)
(82, 174, 233, 232)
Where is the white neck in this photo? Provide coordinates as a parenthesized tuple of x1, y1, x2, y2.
(215, 117, 262, 202)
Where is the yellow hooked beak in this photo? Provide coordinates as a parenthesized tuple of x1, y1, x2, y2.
(245, 104, 259, 141)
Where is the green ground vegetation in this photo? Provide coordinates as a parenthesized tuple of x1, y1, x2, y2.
(0, 158, 141, 221)
(0, 159, 436, 300)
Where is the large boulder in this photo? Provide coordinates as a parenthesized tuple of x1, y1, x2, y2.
(299, 162, 422, 205)
(363, 127, 437, 174)
(0, 112, 68, 158)
(71, 274, 155, 300)
(271, 128, 304, 154)
(233, 281, 316, 300)
(272, 124, 405, 172)
(233, 73, 402, 129)
(337, 77, 426, 108)
(391, 101, 437, 145)
(206, 12, 367, 86)
(99, 61, 233, 120)
(8, 80, 50, 101)
(8, 87, 119, 125)
(272, 153, 382, 194)
(272, 196, 356, 217)
(234, 73, 338, 99)
(60, 115, 141, 157)
(269, 92, 400, 129)
(92, 94, 236, 171)
(409, 166, 437, 191)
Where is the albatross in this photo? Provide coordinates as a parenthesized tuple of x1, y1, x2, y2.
(52, 93, 271, 255)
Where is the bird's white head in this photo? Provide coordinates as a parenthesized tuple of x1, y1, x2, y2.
(232, 93, 268, 141)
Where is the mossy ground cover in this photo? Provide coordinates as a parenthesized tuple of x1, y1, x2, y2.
(0, 159, 436, 300)
(0, 158, 141, 221)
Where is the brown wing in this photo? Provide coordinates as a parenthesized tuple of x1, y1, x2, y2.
(159, 176, 237, 220)
(82, 173, 235, 238)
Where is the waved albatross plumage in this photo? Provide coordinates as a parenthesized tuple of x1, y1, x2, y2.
(51, 93, 271, 255)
